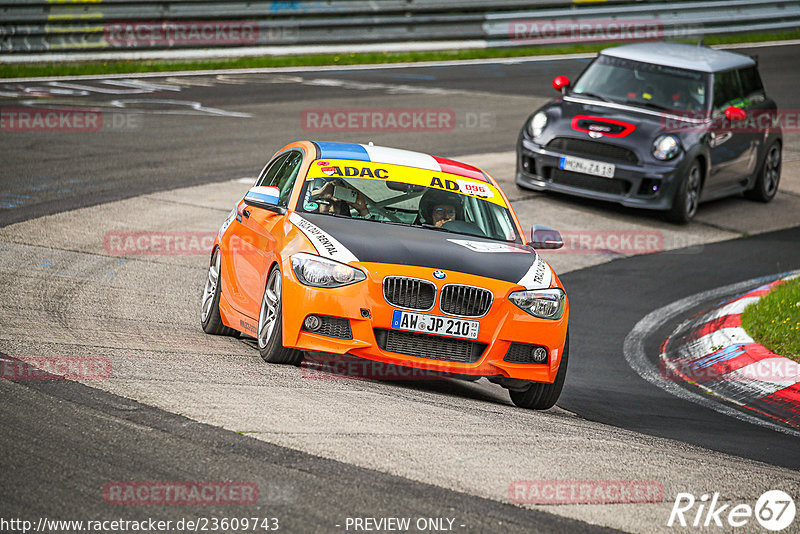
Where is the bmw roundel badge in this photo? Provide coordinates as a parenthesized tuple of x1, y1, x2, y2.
(433, 270, 446, 280)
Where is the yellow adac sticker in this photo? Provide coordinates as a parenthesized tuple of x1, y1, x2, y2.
(306, 159, 507, 207)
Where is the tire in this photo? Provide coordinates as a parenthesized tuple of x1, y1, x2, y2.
(509, 332, 569, 410)
(666, 160, 702, 224)
(200, 247, 239, 337)
(257, 266, 303, 365)
(744, 142, 781, 202)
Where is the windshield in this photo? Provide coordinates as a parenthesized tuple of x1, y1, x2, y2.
(572, 55, 710, 113)
(297, 160, 521, 243)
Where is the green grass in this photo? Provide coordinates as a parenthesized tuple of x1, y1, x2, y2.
(741, 276, 800, 362)
(2, 29, 799, 79)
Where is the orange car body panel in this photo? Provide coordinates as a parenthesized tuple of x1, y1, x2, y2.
(214, 141, 568, 383)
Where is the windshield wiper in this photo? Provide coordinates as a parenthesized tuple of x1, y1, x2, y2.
(420, 223, 453, 233)
(572, 91, 614, 103)
(622, 99, 669, 111)
(315, 211, 352, 219)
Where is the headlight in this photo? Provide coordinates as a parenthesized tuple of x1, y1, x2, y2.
(509, 288, 565, 319)
(528, 111, 548, 138)
(291, 252, 366, 288)
(652, 134, 681, 160)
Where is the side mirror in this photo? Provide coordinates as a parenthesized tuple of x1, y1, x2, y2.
(724, 106, 746, 121)
(528, 225, 563, 249)
(552, 75, 570, 93)
(243, 186, 285, 214)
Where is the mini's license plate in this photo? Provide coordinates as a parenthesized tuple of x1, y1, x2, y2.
(559, 155, 615, 178)
(391, 310, 479, 340)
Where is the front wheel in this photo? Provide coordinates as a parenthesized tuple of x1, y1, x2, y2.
(666, 161, 702, 224)
(509, 332, 569, 410)
(745, 142, 781, 202)
(200, 247, 239, 337)
(257, 266, 303, 365)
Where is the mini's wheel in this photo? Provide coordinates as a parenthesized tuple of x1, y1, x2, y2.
(666, 160, 702, 224)
(257, 266, 303, 365)
(745, 142, 781, 202)
(200, 247, 239, 337)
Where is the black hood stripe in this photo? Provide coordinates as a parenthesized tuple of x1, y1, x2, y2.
(300, 212, 539, 285)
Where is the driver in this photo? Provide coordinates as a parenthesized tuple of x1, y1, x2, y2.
(418, 188, 463, 227)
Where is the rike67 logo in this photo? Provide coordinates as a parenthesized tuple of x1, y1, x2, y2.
(668, 490, 796, 531)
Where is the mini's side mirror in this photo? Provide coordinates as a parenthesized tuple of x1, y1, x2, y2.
(529, 225, 563, 250)
(552, 75, 570, 93)
(724, 106, 746, 121)
(243, 186, 285, 214)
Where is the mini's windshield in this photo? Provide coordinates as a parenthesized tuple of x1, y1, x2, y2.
(297, 161, 521, 243)
(572, 55, 710, 113)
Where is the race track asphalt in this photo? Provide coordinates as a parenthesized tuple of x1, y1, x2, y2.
(1, 43, 799, 533)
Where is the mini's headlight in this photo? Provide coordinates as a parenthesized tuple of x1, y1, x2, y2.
(652, 134, 681, 161)
(509, 288, 565, 319)
(291, 252, 366, 288)
(528, 111, 548, 138)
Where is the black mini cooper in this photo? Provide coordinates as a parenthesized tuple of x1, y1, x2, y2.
(516, 42, 782, 223)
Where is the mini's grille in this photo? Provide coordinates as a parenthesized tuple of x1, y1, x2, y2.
(504, 343, 549, 364)
(440, 285, 493, 317)
(574, 118, 629, 136)
(547, 168, 630, 195)
(547, 137, 638, 164)
(302, 316, 352, 339)
(374, 329, 485, 363)
(383, 277, 436, 311)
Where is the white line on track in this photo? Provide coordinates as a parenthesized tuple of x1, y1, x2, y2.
(623, 271, 800, 438)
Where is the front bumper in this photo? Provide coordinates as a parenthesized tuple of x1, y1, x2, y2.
(517, 137, 685, 210)
(280, 261, 569, 383)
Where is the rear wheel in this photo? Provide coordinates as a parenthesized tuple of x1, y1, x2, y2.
(745, 142, 781, 202)
(257, 266, 303, 365)
(666, 161, 702, 224)
(200, 248, 239, 337)
(509, 332, 569, 410)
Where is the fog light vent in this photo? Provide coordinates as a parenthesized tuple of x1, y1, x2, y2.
(504, 343, 549, 364)
(302, 315, 352, 339)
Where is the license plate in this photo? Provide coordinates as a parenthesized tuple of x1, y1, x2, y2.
(391, 310, 479, 340)
(559, 155, 615, 178)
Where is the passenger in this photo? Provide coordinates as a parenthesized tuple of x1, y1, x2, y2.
(310, 180, 369, 217)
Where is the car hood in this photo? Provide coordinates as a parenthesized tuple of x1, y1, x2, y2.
(543, 97, 681, 151)
(291, 212, 550, 288)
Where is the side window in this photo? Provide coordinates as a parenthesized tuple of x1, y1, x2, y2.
(712, 70, 743, 112)
(256, 151, 304, 207)
(257, 153, 290, 187)
(270, 151, 304, 207)
(737, 67, 765, 105)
